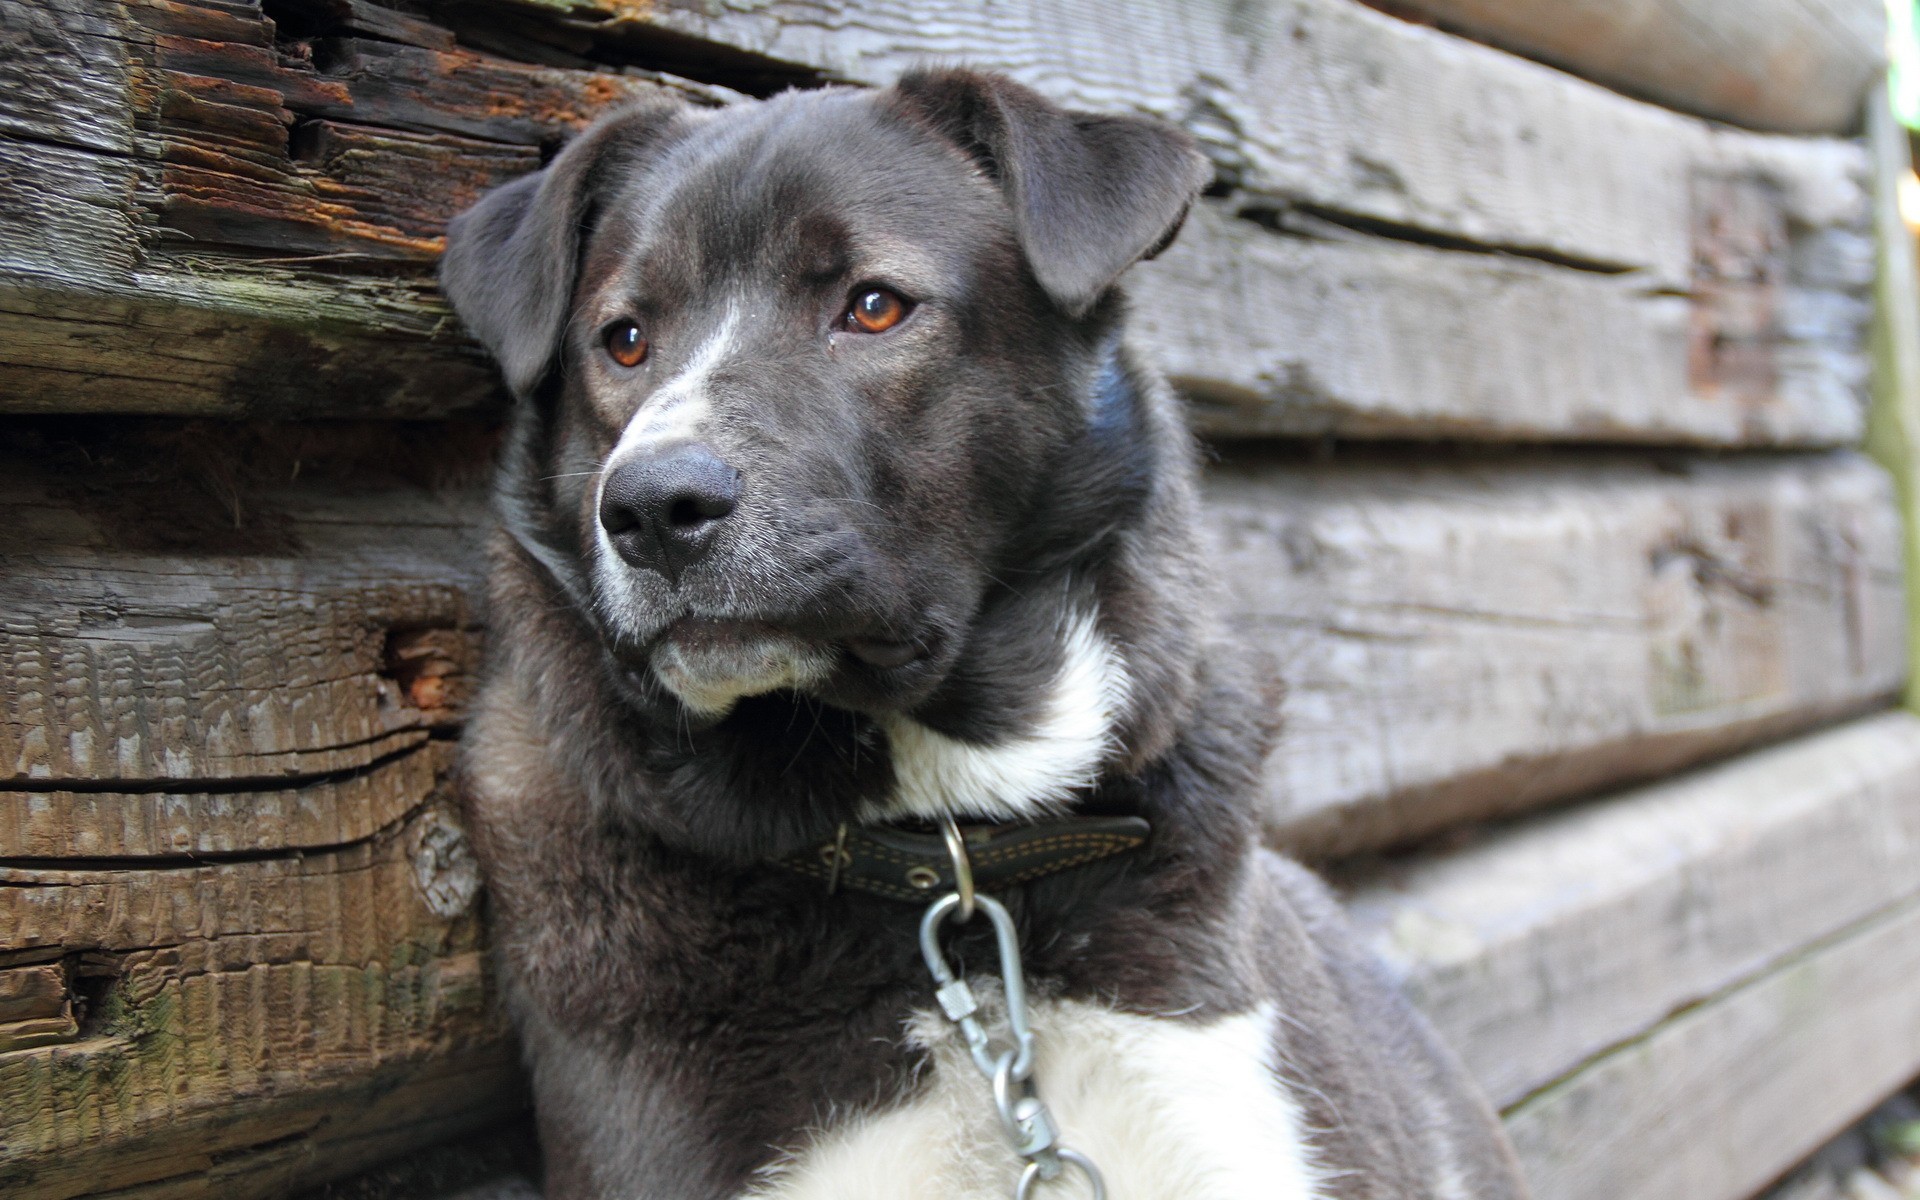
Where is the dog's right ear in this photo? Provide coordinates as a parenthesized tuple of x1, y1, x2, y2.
(440, 100, 687, 399)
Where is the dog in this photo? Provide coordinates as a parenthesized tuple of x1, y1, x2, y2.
(439, 68, 1529, 1200)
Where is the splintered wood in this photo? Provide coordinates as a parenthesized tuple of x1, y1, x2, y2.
(0, 0, 723, 417)
(0, 438, 519, 1199)
(0, 0, 1877, 442)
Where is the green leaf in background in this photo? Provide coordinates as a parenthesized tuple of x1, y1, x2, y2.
(1892, 0, 1920, 129)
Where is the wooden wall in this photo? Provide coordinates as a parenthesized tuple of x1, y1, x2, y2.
(0, 1, 1907, 1198)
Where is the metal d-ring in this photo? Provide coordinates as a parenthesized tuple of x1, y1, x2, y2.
(939, 814, 976, 922)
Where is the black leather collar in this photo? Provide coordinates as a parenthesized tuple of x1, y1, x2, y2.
(777, 815, 1152, 902)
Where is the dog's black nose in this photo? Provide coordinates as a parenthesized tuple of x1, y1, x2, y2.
(599, 443, 742, 582)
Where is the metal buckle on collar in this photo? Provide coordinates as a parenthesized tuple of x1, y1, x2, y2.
(918, 816, 1108, 1200)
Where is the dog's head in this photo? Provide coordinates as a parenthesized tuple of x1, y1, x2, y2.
(443, 70, 1210, 847)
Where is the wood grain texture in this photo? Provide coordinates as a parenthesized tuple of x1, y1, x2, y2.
(1346, 711, 1920, 1108)
(1502, 892, 1920, 1200)
(0, 793, 523, 1200)
(1370, 0, 1884, 135)
(587, 0, 1871, 284)
(1215, 451, 1907, 855)
(1139, 202, 1871, 445)
(0, 430, 521, 1197)
(0, 459, 485, 787)
(0, 745, 436, 858)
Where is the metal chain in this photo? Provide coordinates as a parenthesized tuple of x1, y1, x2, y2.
(917, 818, 1108, 1200)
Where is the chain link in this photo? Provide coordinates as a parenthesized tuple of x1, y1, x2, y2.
(917, 819, 1107, 1200)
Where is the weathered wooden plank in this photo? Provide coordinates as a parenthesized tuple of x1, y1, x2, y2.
(572, 0, 1871, 285)
(1502, 892, 1920, 1200)
(1345, 711, 1920, 1108)
(1218, 451, 1907, 855)
(0, 437, 486, 786)
(0, 280, 497, 420)
(0, 794, 523, 1200)
(1140, 202, 1870, 445)
(1368, 0, 1883, 135)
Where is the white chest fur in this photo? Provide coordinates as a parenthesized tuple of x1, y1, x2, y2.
(741, 997, 1329, 1200)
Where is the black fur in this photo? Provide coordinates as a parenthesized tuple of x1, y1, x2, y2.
(442, 69, 1529, 1199)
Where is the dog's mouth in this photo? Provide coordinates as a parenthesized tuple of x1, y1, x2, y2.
(643, 617, 930, 715)
(646, 618, 828, 715)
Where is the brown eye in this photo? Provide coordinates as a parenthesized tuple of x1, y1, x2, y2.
(847, 288, 909, 333)
(604, 321, 648, 368)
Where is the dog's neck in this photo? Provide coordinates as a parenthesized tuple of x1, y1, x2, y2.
(864, 605, 1132, 824)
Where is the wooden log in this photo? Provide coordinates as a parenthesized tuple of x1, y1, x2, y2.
(578, 0, 1871, 286)
(1139, 202, 1871, 445)
(1, 748, 435, 858)
(0, 426, 522, 1196)
(1216, 451, 1907, 856)
(0, 442, 486, 787)
(1345, 711, 1920, 1108)
(1503, 892, 1920, 1200)
(0, 772, 524, 1200)
(1368, 0, 1884, 135)
(3, 433, 1902, 859)
(0, 0, 1876, 444)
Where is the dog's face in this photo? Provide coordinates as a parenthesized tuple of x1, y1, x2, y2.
(443, 71, 1206, 750)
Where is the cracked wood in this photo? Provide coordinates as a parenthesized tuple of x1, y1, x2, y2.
(1345, 712, 1920, 1200)
(1504, 889, 1920, 1200)
(1140, 202, 1870, 445)
(0, 443, 486, 788)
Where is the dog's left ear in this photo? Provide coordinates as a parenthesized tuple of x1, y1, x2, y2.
(888, 68, 1211, 316)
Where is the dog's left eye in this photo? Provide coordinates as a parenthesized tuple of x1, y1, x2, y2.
(846, 288, 910, 334)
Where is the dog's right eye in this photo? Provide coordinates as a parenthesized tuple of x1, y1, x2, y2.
(603, 321, 649, 368)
